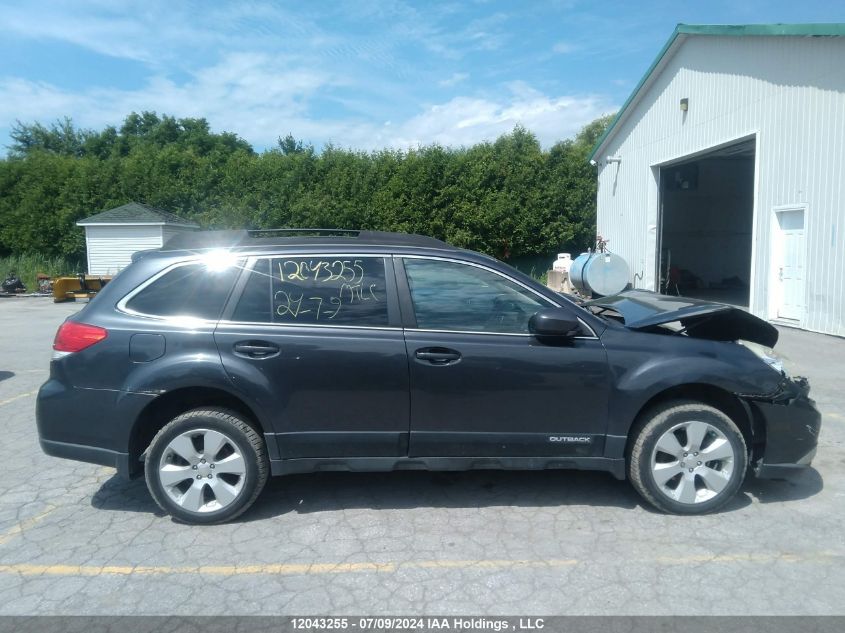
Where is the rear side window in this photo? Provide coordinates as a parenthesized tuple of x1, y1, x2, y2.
(125, 262, 241, 320)
(231, 256, 389, 326)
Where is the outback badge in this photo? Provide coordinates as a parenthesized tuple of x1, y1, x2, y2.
(549, 435, 592, 443)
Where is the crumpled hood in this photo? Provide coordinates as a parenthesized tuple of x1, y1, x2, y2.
(585, 290, 779, 348)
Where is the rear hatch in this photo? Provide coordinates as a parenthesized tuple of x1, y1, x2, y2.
(585, 290, 778, 347)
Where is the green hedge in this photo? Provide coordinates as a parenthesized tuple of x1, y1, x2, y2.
(0, 112, 613, 265)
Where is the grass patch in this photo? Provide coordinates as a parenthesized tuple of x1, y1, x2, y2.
(0, 253, 83, 293)
(527, 267, 548, 285)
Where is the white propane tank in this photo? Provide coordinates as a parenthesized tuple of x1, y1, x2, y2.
(570, 252, 630, 297)
(552, 253, 572, 274)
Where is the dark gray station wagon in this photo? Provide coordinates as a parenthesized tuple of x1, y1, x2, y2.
(37, 230, 820, 523)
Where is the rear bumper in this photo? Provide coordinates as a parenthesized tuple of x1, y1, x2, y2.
(746, 379, 821, 478)
(40, 438, 132, 478)
(36, 377, 152, 479)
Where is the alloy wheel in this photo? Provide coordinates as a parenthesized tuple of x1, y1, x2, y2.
(650, 420, 736, 504)
(157, 428, 246, 513)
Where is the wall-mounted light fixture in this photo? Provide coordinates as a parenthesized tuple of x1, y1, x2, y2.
(680, 97, 689, 112)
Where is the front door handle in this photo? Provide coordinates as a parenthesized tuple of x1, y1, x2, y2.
(233, 341, 280, 359)
(414, 347, 461, 365)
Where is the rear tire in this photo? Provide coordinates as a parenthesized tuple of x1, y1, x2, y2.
(629, 401, 747, 514)
(145, 408, 268, 525)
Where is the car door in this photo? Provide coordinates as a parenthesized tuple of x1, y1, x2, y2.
(397, 256, 610, 458)
(214, 254, 410, 459)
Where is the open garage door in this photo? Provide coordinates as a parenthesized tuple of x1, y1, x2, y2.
(658, 140, 755, 307)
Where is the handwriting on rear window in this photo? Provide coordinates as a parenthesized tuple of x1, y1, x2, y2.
(272, 259, 384, 323)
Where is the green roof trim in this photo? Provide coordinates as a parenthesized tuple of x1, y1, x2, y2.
(677, 23, 845, 37)
(589, 23, 845, 162)
(77, 201, 200, 227)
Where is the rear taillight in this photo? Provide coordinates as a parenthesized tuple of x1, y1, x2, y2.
(52, 321, 108, 356)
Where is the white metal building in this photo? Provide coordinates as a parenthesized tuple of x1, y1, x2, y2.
(591, 24, 845, 337)
(77, 202, 199, 275)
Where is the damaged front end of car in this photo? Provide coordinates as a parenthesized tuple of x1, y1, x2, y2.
(586, 290, 822, 478)
(585, 289, 780, 347)
(737, 375, 821, 478)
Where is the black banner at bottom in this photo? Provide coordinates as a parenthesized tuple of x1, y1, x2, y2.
(1, 616, 844, 633)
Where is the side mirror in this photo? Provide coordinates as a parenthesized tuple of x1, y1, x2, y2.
(528, 308, 582, 337)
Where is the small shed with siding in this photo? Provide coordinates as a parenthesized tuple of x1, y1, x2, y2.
(77, 202, 200, 275)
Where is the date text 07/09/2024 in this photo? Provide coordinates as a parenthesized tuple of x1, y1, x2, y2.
(291, 617, 546, 631)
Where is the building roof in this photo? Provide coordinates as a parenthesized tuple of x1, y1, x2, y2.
(77, 202, 200, 227)
(589, 23, 845, 162)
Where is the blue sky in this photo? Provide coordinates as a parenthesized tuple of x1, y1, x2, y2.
(1, 1, 843, 152)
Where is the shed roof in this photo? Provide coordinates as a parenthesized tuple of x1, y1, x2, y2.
(589, 23, 845, 162)
(77, 202, 199, 227)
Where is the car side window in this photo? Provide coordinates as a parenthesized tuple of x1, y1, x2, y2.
(402, 258, 552, 333)
(125, 262, 242, 320)
(231, 258, 272, 323)
(231, 256, 390, 326)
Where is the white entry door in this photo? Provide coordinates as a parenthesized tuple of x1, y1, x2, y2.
(773, 208, 806, 322)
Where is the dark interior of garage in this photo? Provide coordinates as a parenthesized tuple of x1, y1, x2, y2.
(659, 140, 755, 307)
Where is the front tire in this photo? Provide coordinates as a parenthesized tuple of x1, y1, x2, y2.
(145, 408, 268, 524)
(629, 401, 747, 514)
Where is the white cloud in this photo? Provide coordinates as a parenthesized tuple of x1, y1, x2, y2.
(0, 4, 158, 63)
(438, 72, 470, 88)
(552, 41, 577, 54)
(0, 2, 617, 152)
(0, 2, 228, 67)
(463, 13, 510, 51)
(373, 82, 613, 149)
(0, 52, 334, 144)
(0, 78, 91, 125)
(0, 69, 614, 151)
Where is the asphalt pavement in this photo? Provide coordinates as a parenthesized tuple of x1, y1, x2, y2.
(0, 297, 843, 615)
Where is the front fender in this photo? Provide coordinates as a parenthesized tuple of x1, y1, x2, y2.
(601, 329, 782, 439)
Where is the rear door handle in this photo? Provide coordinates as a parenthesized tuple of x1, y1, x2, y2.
(414, 347, 461, 365)
(233, 341, 280, 359)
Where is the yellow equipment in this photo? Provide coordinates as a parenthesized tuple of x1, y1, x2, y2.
(52, 274, 112, 302)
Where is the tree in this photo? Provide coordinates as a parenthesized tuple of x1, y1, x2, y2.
(0, 112, 614, 264)
(574, 113, 615, 149)
(8, 117, 94, 158)
(277, 134, 310, 155)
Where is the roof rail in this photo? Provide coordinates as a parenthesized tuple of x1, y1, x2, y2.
(162, 228, 451, 250)
(246, 228, 360, 237)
